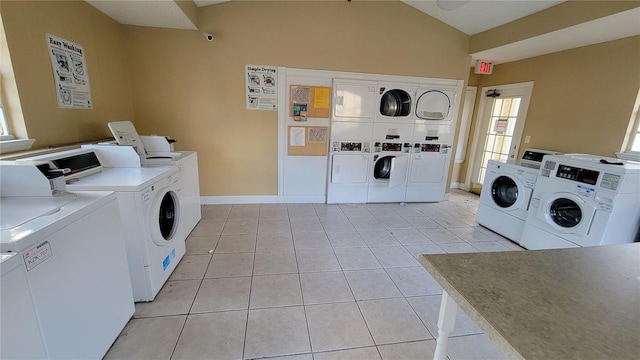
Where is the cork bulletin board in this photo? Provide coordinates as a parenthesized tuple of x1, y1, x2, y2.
(289, 85, 331, 120)
(288, 126, 329, 156)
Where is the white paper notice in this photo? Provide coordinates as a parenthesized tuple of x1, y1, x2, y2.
(46, 34, 92, 109)
(290, 127, 305, 146)
(246, 64, 278, 111)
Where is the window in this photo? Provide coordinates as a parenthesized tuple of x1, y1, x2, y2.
(617, 88, 640, 162)
(0, 90, 12, 140)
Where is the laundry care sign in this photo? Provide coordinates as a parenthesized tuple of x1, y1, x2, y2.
(245, 64, 277, 111)
(46, 34, 92, 109)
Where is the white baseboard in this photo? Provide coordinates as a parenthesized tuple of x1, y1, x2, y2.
(450, 182, 460, 189)
(201, 195, 326, 205)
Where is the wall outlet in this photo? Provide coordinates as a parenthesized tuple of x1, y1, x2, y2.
(524, 135, 531, 144)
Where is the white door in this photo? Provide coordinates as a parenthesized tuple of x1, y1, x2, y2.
(389, 155, 409, 188)
(331, 154, 369, 184)
(467, 82, 534, 192)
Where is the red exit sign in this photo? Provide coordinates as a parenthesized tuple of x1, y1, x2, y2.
(475, 60, 493, 74)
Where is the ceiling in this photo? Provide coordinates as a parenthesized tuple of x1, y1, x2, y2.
(86, 0, 640, 66)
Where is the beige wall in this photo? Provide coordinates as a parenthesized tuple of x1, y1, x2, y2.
(456, 36, 640, 186)
(125, 1, 471, 196)
(1, 1, 133, 148)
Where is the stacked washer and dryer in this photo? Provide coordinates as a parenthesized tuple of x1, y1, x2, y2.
(327, 78, 462, 204)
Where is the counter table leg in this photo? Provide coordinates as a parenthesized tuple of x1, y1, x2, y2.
(433, 290, 458, 360)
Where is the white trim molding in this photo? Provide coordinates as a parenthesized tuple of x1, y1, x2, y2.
(201, 195, 326, 205)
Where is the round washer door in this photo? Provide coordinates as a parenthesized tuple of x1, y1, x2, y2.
(491, 176, 518, 208)
(549, 198, 582, 228)
(415, 90, 451, 120)
(151, 188, 181, 245)
(380, 89, 411, 117)
(374, 156, 394, 179)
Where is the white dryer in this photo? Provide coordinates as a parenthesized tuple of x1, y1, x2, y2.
(327, 140, 371, 204)
(367, 122, 413, 203)
(405, 143, 452, 203)
(520, 154, 640, 250)
(332, 79, 376, 122)
(476, 149, 561, 243)
(24, 149, 186, 301)
(376, 82, 418, 123)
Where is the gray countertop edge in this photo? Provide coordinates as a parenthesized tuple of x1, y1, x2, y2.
(419, 254, 524, 360)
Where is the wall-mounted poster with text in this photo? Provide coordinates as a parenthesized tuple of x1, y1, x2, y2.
(246, 64, 277, 111)
(46, 34, 92, 109)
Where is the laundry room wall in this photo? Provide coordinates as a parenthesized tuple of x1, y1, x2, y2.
(456, 36, 640, 187)
(123, 1, 471, 197)
(0, 0, 133, 148)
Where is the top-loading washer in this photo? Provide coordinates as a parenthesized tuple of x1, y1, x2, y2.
(20, 149, 185, 302)
(520, 154, 640, 250)
(476, 148, 562, 243)
(0, 161, 134, 359)
(332, 79, 377, 122)
(376, 83, 418, 123)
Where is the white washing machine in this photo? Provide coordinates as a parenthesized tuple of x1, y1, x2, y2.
(367, 122, 413, 203)
(327, 121, 373, 203)
(520, 154, 640, 250)
(23, 150, 186, 301)
(1, 253, 47, 360)
(413, 87, 457, 124)
(106, 121, 201, 236)
(0, 161, 134, 359)
(332, 79, 376, 122)
(376, 82, 418, 123)
(476, 149, 562, 243)
(405, 142, 452, 203)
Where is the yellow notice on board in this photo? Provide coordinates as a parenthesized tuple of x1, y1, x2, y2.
(314, 88, 330, 109)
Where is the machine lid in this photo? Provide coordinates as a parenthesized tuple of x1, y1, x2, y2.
(491, 176, 518, 208)
(0, 197, 76, 231)
(415, 90, 451, 120)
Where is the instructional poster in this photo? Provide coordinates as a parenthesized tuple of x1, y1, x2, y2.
(246, 64, 277, 111)
(46, 34, 92, 109)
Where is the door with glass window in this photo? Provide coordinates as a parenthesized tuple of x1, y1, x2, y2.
(468, 82, 534, 193)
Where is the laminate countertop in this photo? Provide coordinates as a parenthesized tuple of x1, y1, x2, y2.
(419, 243, 640, 360)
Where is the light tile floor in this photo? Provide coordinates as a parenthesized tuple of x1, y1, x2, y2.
(105, 190, 521, 360)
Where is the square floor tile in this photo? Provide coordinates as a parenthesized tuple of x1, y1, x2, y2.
(358, 298, 431, 345)
(201, 209, 230, 222)
(404, 244, 446, 259)
(227, 208, 259, 221)
(259, 208, 290, 220)
(172, 311, 247, 360)
(334, 248, 382, 270)
(169, 254, 211, 281)
(406, 295, 482, 338)
(376, 216, 414, 229)
(215, 234, 257, 253)
(257, 233, 294, 251)
(447, 334, 507, 360)
(448, 227, 496, 242)
(358, 230, 401, 247)
(370, 246, 421, 268)
(253, 249, 298, 275)
(104, 316, 186, 360)
(190, 277, 251, 313)
(420, 228, 465, 244)
(258, 219, 292, 234)
(190, 221, 225, 236)
(325, 230, 368, 248)
(314, 347, 381, 360)
(389, 229, 432, 245)
(339, 205, 373, 219)
(389, 206, 423, 217)
(185, 235, 219, 255)
(299, 272, 354, 305)
(205, 252, 254, 278)
(343, 269, 402, 300)
(377, 340, 436, 360)
(250, 274, 303, 309)
(349, 217, 386, 231)
(296, 247, 341, 273)
(134, 280, 200, 318)
(292, 231, 331, 249)
(290, 216, 324, 232)
(404, 216, 440, 228)
(431, 215, 472, 228)
(222, 220, 258, 235)
(244, 306, 311, 359)
(470, 241, 512, 252)
(305, 302, 374, 352)
(385, 267, 442, 297)
(439, 242, 482, 254)
(321, 219, 356, 232)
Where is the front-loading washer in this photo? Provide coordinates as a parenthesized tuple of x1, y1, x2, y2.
(476, 149, 562, 243)
(23, 149, 186, 301)
(520, 154, 640, 250)
(376, 83, 418, 123)
(367, 122, 413, 203)
(0, 162, 134, 359)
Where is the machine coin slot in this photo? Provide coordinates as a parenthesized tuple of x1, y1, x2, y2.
(385, 135, 400, 140)
(381, 143, 402, 152)
(421, 144, 441, 152)
(425, 136, 439, 141)
(340, 142, 362, 152)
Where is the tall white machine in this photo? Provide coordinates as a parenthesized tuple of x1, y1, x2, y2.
(327, 79, 376, 203)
